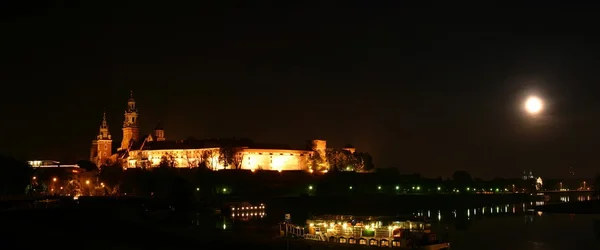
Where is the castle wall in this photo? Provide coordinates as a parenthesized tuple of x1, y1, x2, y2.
(127, 148, 223, 169)
(242, 149, 311, 171)
(125, 147, 311, 171)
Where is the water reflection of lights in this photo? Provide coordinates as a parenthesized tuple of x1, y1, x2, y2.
(577, 196, 591, 202)
(230, 204, 266, 219)
(231, 204, 265, 211)
(232, 212, 265, 218)
(427, 203, 553, 222)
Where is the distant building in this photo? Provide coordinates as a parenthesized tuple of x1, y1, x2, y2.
(90, 92, 347, 172)
(28, 160, 78, 168)
(522, 170, 535, 180)
(536, 177, 543, 190)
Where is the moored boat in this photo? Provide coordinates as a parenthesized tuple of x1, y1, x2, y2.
(280, 214, 450, 249)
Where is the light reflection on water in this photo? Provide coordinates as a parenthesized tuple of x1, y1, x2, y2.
(448, 213, 600, 250)
(222, 195, 600, 249)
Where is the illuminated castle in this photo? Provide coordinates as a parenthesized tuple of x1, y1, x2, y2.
(90, 92, 332, 172)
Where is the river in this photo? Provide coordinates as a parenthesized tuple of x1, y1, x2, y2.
(223, 194, 600, 250)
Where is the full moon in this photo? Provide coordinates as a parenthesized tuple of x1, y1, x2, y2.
(525, 96, 543, 114)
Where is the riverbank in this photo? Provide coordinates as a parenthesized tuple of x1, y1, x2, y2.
(247, 194, 535, 218)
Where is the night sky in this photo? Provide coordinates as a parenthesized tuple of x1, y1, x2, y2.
(2, 3, 600, 178)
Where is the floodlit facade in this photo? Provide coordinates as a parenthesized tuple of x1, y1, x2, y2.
(90, 92, 330, 172)
(127, 146, 316, 171)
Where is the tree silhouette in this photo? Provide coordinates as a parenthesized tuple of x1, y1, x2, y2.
(452, 170, 473, 188)
(219, 146, 243, 169)
(309, 151, 326, 171)
(99, 162, 124, 189)
(0, 155, 33, 196)
(76, 160, 98, 172)
(159, 153, 177, 168)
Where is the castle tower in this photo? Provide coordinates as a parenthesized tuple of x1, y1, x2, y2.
(120, 91, 140, 150)
(90, 112, 113, 166)
(154, 122, 165, 141)
(310, 139, 327, 153)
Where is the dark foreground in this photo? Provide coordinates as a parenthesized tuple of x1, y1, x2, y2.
(0, 199, 383, 250)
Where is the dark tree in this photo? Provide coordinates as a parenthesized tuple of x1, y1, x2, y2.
(309, 151, 326, 171)
(98, 162, 124, 188)
(159, 153, 177, 168)
(355, 152, 375, 171)
(328, 148, 364, 171)
(219, 146, 243, 169)
(0, 155, 33, 196)
(199, 149, 216, 169)
(77, 160, 98, 172)
(452, 170, 473, 188)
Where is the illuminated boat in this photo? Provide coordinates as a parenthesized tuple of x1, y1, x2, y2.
(281, 214, 450, 249)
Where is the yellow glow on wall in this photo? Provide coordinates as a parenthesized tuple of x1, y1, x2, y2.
(271, 156, 286, 171)
(128, 148, 312, 172)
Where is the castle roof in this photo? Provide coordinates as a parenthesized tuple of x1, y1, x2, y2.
(155, 122, 163, 130)
(130, 137, 305, 151)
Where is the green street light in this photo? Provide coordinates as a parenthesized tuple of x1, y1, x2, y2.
(437, 186, 441, 191)
(349, 186, 353, 190)
(309, 185, 313, 190)
(395, 185, 400, 190)
(416, 186, 421, 191)
(377, 185, 382, 190)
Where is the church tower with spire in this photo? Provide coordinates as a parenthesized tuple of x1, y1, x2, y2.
(90, 112, 113, 166)
(120, 91, 140, 151)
